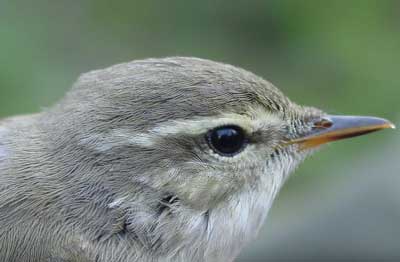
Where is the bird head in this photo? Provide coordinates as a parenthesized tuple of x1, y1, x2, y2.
(40, 58, 393, 261)
(45, 57, 393, 214)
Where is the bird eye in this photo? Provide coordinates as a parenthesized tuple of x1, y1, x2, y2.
(206, 125, 247, 157)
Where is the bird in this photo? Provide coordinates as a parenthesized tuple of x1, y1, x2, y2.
(0, 57, 394, 262)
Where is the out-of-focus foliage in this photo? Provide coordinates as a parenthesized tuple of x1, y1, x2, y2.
(1, 1, 398, 261)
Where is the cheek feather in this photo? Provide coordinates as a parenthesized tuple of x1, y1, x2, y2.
(108, 197, 127, 209)
(0, 146, 7, 162)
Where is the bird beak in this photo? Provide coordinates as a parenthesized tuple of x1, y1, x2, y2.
(289, 115, 395, 149)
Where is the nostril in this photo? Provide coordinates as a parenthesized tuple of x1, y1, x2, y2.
(313, 118, 333, 129)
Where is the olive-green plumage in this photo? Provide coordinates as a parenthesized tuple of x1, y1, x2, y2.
(0, 57, 390, 262)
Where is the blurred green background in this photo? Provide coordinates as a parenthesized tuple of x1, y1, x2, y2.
(1, 0, 399, 261)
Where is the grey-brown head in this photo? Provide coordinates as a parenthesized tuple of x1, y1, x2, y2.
(0, 57, 394, 261)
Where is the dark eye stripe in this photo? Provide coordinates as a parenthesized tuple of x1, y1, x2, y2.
(206, 125, 247, 157)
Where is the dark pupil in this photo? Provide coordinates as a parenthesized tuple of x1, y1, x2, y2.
(208, 125, 246, 156)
